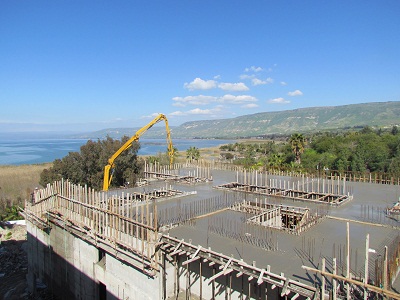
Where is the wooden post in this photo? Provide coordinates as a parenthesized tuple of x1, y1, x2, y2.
(303, 265, 400, 299)
(383, 246, 388, 290)
(212, 266, 216, 299)
(162, 252, 166, 300)
(364, 234, 369, 300)
(332, 258, 337, 300)
(199, 261, 202, 300)
(175, 255, 179, 298)
(186, 258, 190, 300)
(321, 258, 326, 299)
(346, 222, 350, 300)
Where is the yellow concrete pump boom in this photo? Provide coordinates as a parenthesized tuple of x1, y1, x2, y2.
(103, 113, 174, 191)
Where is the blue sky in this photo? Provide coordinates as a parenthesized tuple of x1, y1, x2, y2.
(1, 1, 399, 133)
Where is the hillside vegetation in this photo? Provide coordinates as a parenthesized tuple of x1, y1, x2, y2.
(78, 101, 400, 139)
(220, 126, 400, 179)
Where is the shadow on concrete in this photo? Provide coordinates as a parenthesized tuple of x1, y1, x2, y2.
(26, 231, 117, 300)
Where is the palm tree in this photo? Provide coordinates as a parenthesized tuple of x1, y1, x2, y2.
(186, 146, 200, 162)
(167, 146, 179, 164)
(268, 153, 284, 170)
(289, 133, 306, 164)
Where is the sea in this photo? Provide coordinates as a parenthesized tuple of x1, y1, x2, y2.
(0, 138, 235, 166)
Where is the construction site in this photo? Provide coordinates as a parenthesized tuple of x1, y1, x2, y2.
(24, 161, 400, 300)
(23, 115, 400, 299)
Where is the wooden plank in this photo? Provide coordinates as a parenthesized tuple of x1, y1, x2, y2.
(209, 268, 233, 282)
(302, 265, 400, 299)
(182, 256, 200, 266)
(170, 239, 184, 256)
(281, 278, 290, 296)
(257, 269, 265, 285)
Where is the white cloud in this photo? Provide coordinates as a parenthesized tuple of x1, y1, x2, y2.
(244, 66, 263, 72)
(172, 102, 185, 107)
(280, 81, 287, 86)
(170, 106, 222, 117)
(141, 112, 161, 119)
(268, 97, 290, 104)
(184, 78, 217, 91)
(188, 108, 214, 115)
(288, 89, 303, 96)
(218, 82, 249, 91)
(172, 95, 217, 106)
(169, 111, 185, 116)
(239, 74, 255, 80)
(252, 77, 273, 86)
(242, 103, 259, 108)
(172, 94, 257, 106)
(219, 94, 257, 104)
(213, 75, 221, 80)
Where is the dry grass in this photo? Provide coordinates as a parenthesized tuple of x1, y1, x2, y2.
(199, 146, 221, 160)
(0, 163, 52, 211)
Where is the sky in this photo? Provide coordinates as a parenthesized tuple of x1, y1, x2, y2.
(1, 1, 399, 133)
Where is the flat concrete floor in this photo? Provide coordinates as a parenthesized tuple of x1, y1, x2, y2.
(123, 169, 400, 290)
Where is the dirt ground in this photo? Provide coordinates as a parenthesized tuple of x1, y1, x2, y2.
(0, 223, 51, 300)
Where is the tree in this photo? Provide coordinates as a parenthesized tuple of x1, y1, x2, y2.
(171, 146, 178, 163)
(361, 126, 373, 134)
(186, 146, 200, 162)
(289, 133, 306, 164)
(388, 156, 400, 177)
(352, 133, 389, 172)
(268, 153, 284, 170)
(242, 146, 256, 168)
(391, 126, 399, 135)
(349, 153, 366, 172)
(147, 156, 160, 164)
(40, 136, 142, 190)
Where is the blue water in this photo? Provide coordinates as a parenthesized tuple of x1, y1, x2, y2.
(0, 138, 234, 165)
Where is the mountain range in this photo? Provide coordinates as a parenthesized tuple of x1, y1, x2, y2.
(75, 101, 400, 139)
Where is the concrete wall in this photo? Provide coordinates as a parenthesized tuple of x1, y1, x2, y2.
(27, 220, 162, 300)
(27, 220, 303, 300)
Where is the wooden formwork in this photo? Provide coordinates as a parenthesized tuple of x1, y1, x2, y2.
(144, 161, 213, 183)
(231, 200, 323, 235)
(161, 234, 318, 300)
(25, 179, 160, 275)
(216, 181, 352, 206)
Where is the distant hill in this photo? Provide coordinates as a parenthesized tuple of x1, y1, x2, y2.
(75, 101, 400, 139)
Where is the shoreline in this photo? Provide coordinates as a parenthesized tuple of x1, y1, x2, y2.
(0, 147, 223, 208)
(0, 138, 237, 167)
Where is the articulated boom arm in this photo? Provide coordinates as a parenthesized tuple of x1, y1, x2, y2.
(103, 113, 174, 191)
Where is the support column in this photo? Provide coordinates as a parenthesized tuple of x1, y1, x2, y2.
(332, 258, 337, 300)
(346, 222, 350, 300)
(364, 234, 369, 300)
(383, 246, 388, 290)
(321, 258, 325, 300)
(199, 261, 202, 300)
